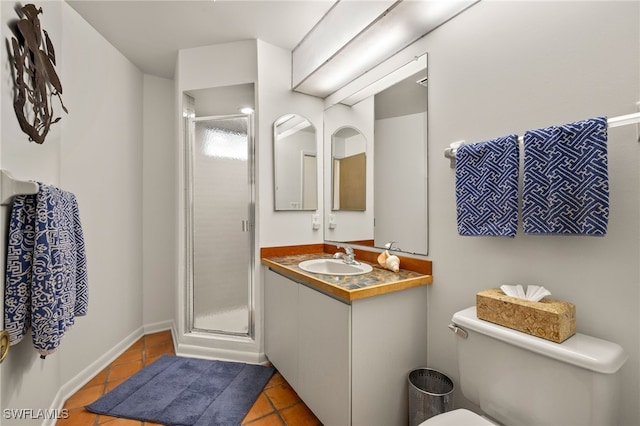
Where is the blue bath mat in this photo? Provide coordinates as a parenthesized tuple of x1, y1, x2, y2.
(86, 355, 274, 426)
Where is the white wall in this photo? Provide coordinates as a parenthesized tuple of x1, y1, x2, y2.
(58, 0, 144, 382)
(142, 75, 175, 327)
(1, 2, 145, 422)
(420, 2, 639, 424)
(257, 40, 325, 247)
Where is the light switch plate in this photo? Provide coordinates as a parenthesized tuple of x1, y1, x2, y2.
(328, 214, 336, 229)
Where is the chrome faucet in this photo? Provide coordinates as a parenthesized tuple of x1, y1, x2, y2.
(333, 244, 359, 265)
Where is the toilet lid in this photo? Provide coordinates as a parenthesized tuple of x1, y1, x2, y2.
(419, 409, 496, 426)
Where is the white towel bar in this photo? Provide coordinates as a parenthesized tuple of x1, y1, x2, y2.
(0, 170, 39, 205)
(444, 111, 640, 168)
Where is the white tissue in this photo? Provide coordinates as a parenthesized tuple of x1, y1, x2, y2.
(500, 284, 525, 299)
(500, 285, 551, 302)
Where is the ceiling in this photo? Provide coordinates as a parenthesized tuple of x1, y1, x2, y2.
(65, 0, 339, 80)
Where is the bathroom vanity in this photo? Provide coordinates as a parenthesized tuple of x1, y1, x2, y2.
(262, 250, 432, 426)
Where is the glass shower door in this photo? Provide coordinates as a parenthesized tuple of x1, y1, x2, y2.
(187, 114, 253, 337)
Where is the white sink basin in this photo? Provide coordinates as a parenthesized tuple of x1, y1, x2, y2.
(298, 259, 373, 276)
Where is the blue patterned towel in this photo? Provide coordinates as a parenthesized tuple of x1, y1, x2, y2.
(455, 135, 519, 237)
(4, 184, 88, 357)
(522, 117, 608, 235)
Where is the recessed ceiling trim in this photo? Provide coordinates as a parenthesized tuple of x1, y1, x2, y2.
(292, 0, 398, 93)
(337, 53, 427, 107)
(294, 0, 480, 100)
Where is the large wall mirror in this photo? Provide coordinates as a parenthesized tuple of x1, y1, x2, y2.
(325, 55, 428, 255)
(273, 114, 317, 210)
(332, 126, 366, 211)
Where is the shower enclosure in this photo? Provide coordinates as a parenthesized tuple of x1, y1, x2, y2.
(185, 112, 254, 338)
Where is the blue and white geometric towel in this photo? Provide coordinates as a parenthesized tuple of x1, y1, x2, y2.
(4, 183, 88, 357)
(455, 134, 520, 237)
(522, 116, 608, 235)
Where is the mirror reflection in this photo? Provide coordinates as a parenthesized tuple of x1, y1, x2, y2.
(325, 58, 428, 255)
(273, 114, 317, 211)
(332, 127, 366, 211)
(373, 70, 428, 254)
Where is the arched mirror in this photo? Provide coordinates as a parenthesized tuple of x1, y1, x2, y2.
(331, 126, 366, 211)
(273, 114, 317, 211)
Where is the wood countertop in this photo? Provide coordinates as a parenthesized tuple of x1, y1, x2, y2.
(261, 249, 432, 303)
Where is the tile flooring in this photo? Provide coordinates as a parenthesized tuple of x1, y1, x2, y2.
(57, 331, 321, 426)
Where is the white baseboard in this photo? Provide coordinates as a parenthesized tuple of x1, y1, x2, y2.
(44, 321, 176, 426)
(143, 320, 174, 336)
(176, 341, 267, 365)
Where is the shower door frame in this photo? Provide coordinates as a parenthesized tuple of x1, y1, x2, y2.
(184, 113, 256, 340)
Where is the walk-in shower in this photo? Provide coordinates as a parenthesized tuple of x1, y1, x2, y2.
(180, 85, 256, 359)
(186, 114, 254, 336)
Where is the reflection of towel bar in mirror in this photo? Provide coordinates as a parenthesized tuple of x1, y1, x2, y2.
(444, 111, 640, 168)
(0, 170, 39, 205)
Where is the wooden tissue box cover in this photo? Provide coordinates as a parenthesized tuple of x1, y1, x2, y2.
(476, 288, 576, 343)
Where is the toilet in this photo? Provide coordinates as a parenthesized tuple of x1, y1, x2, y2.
(422, 306, 628, 426)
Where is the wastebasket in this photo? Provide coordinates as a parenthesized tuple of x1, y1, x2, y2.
(408, 368, 454, 426)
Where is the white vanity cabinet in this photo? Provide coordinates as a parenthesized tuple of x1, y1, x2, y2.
(298, 283, 351, 425)
(264, 268, 428, 426)
(264, 269, 351, 425)
(263, 269, 300, 388)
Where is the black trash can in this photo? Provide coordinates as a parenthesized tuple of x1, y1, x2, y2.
(408, 368, 454, 426)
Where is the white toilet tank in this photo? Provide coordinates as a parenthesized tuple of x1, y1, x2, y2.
(451, 307, 628, 426)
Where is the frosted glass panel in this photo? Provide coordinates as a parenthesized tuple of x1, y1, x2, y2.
(191, 116, 251, 335)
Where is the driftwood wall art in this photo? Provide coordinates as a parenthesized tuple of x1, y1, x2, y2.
(10, 4, 67, 144)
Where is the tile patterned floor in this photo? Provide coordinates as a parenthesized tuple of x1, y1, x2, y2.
(57, 331, 322, 426)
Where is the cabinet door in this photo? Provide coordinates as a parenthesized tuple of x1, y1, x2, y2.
(264, 269, 299, 388)
(298, 285, 351, 426)
(351, 285, 429, 426)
